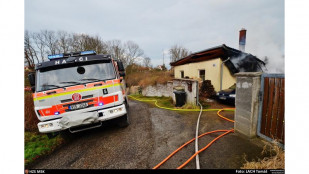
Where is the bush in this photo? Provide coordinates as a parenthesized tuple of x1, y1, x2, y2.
(25, 92, 39, 132)
(24, 69, 34, 87)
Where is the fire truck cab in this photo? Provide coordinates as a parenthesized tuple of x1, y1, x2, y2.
(28, 50, 130, 134)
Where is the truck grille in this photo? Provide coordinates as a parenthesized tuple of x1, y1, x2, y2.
(61, 99, 73, 103)
(60, 95, 94, 103)
(82, 95, 94, 99)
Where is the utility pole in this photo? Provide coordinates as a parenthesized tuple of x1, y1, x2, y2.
(162, 49, 165, 66)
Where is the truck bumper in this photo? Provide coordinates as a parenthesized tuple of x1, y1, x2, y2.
(38, 104, 127, 133)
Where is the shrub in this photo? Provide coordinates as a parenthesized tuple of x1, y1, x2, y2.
(24, 69, 34, 87)
(25, 92, 39, 132)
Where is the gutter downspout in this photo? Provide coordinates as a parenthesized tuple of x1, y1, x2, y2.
(220, 57, 230, 91)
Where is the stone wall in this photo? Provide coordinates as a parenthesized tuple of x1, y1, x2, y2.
(142, 81, 173, 97)
(128, 79, 199, 105)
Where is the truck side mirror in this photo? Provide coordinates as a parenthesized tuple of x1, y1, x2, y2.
(119, 72, 126, 77)
(28, 72, 35, 92)
(117, 61, 125, 71)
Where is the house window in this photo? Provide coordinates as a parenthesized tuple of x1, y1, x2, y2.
(199, 69, 205, 81)
(180, 71, 184, 78)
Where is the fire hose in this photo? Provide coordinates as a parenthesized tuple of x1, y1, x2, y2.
(128, 95, 234, 112)
(195, 101, 203, 169)
(128, 95, 235, 169)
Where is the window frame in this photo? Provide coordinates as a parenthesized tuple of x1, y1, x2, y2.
(199, 69, 205, 81)
(180, 70, 184, 78)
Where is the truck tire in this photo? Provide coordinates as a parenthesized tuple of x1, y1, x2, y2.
(117, 102, 130, 127)
(46, 132, 60, 139)
(60, 130, 78, 140)
(117, 114, 130, 127)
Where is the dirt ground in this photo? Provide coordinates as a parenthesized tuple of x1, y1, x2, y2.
(30, 99, 267, 169)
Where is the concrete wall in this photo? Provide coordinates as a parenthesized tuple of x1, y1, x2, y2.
(172, 79, 198, 105)
(173, 58, 236, 91)
(142, 82, 173, 97)
(234, 72, 262, 138)
(129, 79, 199, 105)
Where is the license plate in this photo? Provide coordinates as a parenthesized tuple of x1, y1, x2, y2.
(219, 96, 226, 100)
(69, 103, 88, 110)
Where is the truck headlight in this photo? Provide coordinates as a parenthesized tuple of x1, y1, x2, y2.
(216, 93, 220, 96)
(229, 94, 236, 97)
(109, 108, 123, 114)
(40, 123, 53, 129)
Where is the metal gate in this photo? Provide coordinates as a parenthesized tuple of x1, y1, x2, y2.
(257, 74, 285, 146)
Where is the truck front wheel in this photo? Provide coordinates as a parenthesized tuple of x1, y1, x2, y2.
(117, 102, 130, 127)
(117, 114, 130, 127)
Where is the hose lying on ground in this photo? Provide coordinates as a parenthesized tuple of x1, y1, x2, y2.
(152, 129, 234, 169)
(177, 129, 234, 169)
(217, 109, 235, 123)
(128, 95, 235, 112)
(195, 102, 203, 169)
(128, 95, 235, 169)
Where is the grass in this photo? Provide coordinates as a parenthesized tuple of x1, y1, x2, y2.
(25, 132, 64, 166)
(129, 94, 174, 108)
(241, 141, 284, 169)
(129, 94, 210, 110)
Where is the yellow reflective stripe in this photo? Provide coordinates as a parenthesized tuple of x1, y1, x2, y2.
(33, 83, 121, 101)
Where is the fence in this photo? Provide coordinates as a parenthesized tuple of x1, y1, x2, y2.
(257, 74, 285, 145)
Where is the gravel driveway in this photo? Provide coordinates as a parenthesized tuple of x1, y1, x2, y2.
(30, 100, 265, 169)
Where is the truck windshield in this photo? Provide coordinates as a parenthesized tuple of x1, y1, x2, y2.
(36, 62, 116, 92)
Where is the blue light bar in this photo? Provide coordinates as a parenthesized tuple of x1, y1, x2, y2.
(80, 50, 96, 55)
(48, 54, 64, 60)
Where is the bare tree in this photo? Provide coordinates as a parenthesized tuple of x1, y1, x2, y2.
(80, 34, 107, 54)
(57, 30, 71, 54)
(123, 40, 144, 67)
(24, 30, 39, 69)
(32, 31, 47, 62)
(92, 35, 108, 54)
(169, 44, 191, 62)
(41, 30, 59, 55)
(105, 39, 125, 61)
(24, 29, 147, 71)
(143, 57, 151, 67)
(70, 33, 83, 52)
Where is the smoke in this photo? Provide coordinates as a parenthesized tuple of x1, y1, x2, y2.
(230, 54, 247, 70)
(245, 28, 284, 74)
(250, 42, 284, 73)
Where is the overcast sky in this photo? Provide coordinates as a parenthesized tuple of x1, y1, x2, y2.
(25, 0, 284, 71)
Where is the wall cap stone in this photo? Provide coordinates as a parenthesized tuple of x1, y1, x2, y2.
(173, 78, 198, 82)
(235, 72, 262, 77)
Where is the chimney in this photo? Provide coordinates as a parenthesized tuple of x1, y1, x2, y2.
(239, 28, 246, 52)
